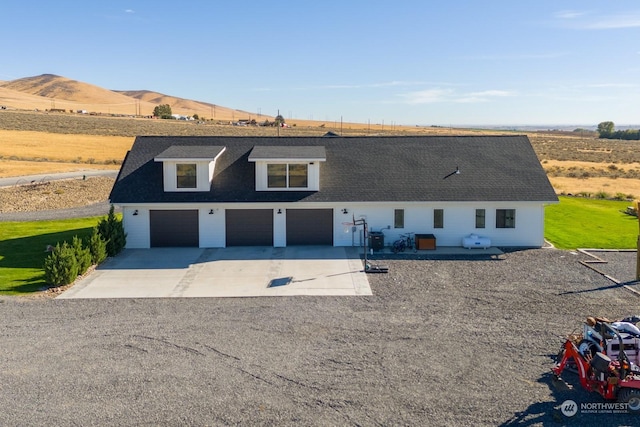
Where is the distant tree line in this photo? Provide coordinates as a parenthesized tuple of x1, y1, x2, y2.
(597, 121, 640, 140)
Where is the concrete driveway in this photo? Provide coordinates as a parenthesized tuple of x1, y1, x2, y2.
(58, 246, 371, 299)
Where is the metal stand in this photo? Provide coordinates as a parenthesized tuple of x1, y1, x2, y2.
(353, 216, 388, 273)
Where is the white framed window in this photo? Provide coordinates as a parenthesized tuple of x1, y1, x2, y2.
(394, 209, 404, 228)
(475, 209, 486, 228)
(176, 164, 197, 188)
(434, 209, 444, 228)
(496, 209, 516, 228)
(267, 163, 308, 189)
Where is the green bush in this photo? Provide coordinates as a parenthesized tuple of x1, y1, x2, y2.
(72, 235, 92, 275)
(43, 242, 79, 287)
(97, 205, 126, 257)
(88, 226, 108, 264)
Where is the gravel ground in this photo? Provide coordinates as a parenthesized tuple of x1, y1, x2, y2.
(1, 248, 639, 426)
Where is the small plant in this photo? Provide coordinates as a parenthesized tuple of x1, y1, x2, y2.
(71, 235, 92, 275)
(88, 226, 108, 264)
(613, 193, 628, 201)
(595, 191, 609, 199)
(43, 242, 79, 287)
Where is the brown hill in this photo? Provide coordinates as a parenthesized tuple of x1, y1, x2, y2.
(115, 89, 258, 121)
(2, 74, 138, 105)
(0, 74, 264, 120)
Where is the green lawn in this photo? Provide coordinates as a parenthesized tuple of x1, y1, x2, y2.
(0, 217, 103, 295)
(545, 196, 639, 250)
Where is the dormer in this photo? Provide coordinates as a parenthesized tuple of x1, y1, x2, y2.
(154, 145, 226, 192)
(248, 146, 326, 191)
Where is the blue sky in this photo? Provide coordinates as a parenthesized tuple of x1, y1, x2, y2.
(1, 1, 639, 126)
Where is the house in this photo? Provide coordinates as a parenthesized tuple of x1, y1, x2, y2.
(109, 135, 558, 249)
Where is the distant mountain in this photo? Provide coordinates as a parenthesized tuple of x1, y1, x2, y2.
(0, 74, 260, 120)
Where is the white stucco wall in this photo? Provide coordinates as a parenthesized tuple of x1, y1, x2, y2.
(121, 201, 549, 249)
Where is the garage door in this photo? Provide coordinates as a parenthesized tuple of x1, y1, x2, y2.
(226, 209, 273, 246)
(150, 210, 199, 247)
(286, 209, 333, 245)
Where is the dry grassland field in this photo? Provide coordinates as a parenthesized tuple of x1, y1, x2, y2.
(1, 110, 639, 198)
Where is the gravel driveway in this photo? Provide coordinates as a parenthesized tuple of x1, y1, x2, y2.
(1, 248, 639, 426)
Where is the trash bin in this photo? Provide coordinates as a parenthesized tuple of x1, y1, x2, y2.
(368, 231, 384, 251)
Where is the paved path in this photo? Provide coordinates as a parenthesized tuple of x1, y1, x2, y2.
(0, 169, 118, 188)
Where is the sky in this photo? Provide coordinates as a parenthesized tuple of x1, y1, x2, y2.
(1, 1, 639, 126)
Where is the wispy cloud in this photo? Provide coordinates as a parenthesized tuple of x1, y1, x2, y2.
(401, 88, 454, 104)
(461, 52, 568, 61)
(251, 80, 453, 92)
(583, 14, 640, 29)
(125, 9, 135, 14)
(554, 10, 640, 29)
(400, 88, 515, 104)
(584, 83, 639, 89)
(316, 80, 438, 90)
(554, 10, 590, 20)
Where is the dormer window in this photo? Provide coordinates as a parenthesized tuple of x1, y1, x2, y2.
(177, 164, 197, 188)
(249, 146, 325, 192)
(154, 145, 226, 192)
(268, 164, 308, 188)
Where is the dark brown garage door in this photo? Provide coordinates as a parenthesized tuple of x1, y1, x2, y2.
(286, 209, 333, 245)
(226, 209, 273, 246)
(150, 210, 199, 247)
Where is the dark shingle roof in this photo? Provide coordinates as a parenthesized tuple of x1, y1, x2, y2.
(154, 145, 225, 160)
(248, 146, 326, 161)
(109, 135, 558, 204)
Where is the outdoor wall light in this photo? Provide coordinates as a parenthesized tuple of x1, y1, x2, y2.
(133, 210, 139, 216)
(342, 208, 349, 214)
(277, 209, 282, 214)
(209, 209, 215, 215)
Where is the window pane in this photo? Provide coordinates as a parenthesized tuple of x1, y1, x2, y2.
(434, 209, 444, 228)
(475, 209, 485, 228)
(496, 209, 516, 228)
(176, 164, 197, 188)
(268, 164, 286, 188)
(394, 209, 404, 228)
(288, 164, 308, 188)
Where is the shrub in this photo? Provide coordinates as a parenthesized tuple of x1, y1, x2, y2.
(97, 205, 126, 257)
(43, 242, 79, 287)
(88, 226, 108, 264)
(595, 191, 609, 199)
(71, 235, 92, 275)
(613, 193, 628, 201)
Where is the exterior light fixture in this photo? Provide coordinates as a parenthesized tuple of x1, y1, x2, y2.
(133, 210, 139, 216)
(209, 209, 215, 215)
(277, 209, 282, 214)
(342, 209, 349, 214)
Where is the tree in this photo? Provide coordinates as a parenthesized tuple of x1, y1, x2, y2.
(597, 121, 615, 138)
(274, 114, 285, 127)
(88, 226, 108, 265)
(97, 205, 126, 257)
(43, 242, 79, 286)
(153, 104, 173, 119)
